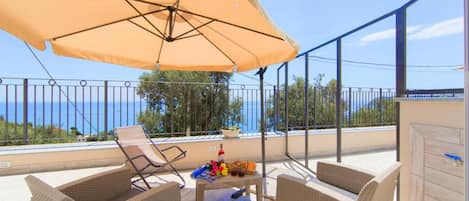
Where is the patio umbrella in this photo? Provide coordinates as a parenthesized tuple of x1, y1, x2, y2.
(0, 0, 298, 177)
(0, 0, 297, 72)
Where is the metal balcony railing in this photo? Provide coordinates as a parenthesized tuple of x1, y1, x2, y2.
(0, 77, 397, 146)
(0, 78, 276, 145)
(273, 1, 419, 179)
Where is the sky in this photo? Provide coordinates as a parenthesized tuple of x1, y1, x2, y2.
(0, 0, 465, 89)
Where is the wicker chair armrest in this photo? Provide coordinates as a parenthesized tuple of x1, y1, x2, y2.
(57, 167, 131, 201)
(317, 161, 375, 194)
(275, 174, 310, 201)
(127, 182, 180, 201)
(277, 174, 358, 201)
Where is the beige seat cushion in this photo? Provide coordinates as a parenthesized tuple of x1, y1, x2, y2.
(317, 161, 375, 194)
(25, 175, 74, 201)
(306, 176, 357, 201)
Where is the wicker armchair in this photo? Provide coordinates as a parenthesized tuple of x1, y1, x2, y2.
(25, 167, 180, 201)
(275, 161, 401, 201)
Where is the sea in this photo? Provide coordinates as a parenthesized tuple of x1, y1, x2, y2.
(0, 101, 264, 134)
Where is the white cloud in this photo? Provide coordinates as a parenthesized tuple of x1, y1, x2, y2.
(358, 17, 463, 45)
(359, 26, 420, 45)
(408, 17, 463, 40)
(360, 29, 395, 44)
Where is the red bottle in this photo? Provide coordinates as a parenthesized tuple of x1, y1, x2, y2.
(218, 144, 225, 163)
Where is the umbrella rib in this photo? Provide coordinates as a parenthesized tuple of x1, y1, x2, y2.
(125, 0, 167, 39)
(134, 0, 284, 41)
(177, 12, 236, 65)
(174, 33, 201, 41)
(133, 0, 166, 8)
(179, 8, 283, 41)
(173, 19, 215, 40)
(156, 12, 170, 64)
(52, 8, 167, 40)
(193, 17, 261, 66)
(128, 20, 165, 40)
(170, 0, 181, 37)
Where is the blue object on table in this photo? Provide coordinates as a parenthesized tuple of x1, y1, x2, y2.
(444, 153, 462, 161)
(192, 164, 209, 178)
(197, 171, 217, 183)
(191, 164, 217, 183)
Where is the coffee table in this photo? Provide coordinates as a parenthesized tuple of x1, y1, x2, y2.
(195, 174, 262, 201)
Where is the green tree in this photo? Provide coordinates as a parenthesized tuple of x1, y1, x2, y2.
(267, 74, 346, 131)
(0, 118, 70, 146)
(137, 70, 242, 135)
(350, 96, 396, 126)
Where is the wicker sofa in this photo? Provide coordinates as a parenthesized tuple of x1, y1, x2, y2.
(25, 167, 181, 201)
(276, 161, 401, 201)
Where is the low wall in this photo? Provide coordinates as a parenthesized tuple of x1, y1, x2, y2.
(0, 126, 395, 176)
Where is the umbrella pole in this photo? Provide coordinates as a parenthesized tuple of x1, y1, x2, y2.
(257, 67, 267, 178)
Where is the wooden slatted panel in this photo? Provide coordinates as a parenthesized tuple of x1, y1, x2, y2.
(409, 123, 465, 201)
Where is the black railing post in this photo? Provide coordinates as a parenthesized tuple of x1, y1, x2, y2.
(23, 79, 28, 144)
(396, 7, 407, 201)
(348, 87, 352, 127)
(304, 54, 309, 168)
(273, 85, 277, 131)
(104, 80, 108, 137)
(276, 68, 280, 131)
(396, 11, 407, 99)
(379, 88, 384, 126)
(5, 85, 8, 144)
(284, 62, 289, 155)
(312, 87, 317, 129)
(336, 38, 343, 163)
(58, 86, 61, 141)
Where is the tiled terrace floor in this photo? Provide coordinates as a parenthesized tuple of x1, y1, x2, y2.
(0, 149, 396, 201)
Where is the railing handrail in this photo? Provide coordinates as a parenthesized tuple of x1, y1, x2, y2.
(0, 77, 271, 87)
(296, 0, 418, 58)
(406, 88, 464, 95)
(274, 0, 418, 82)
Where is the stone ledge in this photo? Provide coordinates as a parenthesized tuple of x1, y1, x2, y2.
(0, 126, 396, 176)
(0, 126, 395, 155)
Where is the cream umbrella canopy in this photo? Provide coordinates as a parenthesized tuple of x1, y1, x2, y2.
(0, 0, 298, 178)
(0, 0, 298, 72)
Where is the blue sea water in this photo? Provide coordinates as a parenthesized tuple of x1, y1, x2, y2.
(0, 101, 263, 134)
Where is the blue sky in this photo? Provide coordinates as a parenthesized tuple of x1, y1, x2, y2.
(0, 0, 465, 89)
